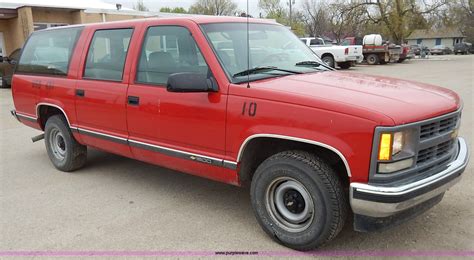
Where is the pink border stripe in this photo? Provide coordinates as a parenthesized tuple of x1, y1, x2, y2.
(0, 250, 473, 257)
(260, 250, 474, 257)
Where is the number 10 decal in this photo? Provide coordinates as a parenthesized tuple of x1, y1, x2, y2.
(242, 102, 257, 117)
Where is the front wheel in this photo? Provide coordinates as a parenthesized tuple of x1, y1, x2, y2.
(250, 151, 347, 250)
(45, 115, 87, 171)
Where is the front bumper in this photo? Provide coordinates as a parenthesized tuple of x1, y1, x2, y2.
(350, 137, 469, 218)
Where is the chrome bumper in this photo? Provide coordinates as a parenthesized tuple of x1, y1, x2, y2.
(350, 137, 469, 218)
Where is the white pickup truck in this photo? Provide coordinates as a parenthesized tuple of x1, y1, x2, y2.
(300, 37, 363, 69)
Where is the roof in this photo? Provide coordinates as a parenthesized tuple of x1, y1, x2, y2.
(38, 16, 278, 31)
(186, 16, 278, 24)
(406, 28, 465, 40)
(0, 0, 132, 11)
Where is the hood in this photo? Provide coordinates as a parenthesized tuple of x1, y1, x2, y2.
(242, 71, 460, 126)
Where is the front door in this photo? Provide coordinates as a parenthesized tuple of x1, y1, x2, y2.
(126, 25, 227, 168)
(75, 27, 134, 157)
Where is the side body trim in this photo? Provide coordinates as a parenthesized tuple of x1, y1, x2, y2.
(236, 134, 352, 177)
(72, 127, 238, 170)
(15, 112, 38, 123)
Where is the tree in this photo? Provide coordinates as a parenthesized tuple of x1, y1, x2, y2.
(160, 7, 188, 14)
(133, 0, 149, 12)
(434, 0, 474, 42)
(301, 0, 330, 37)
(258, 0, 305, 36)
(258, 0, 286, 18)
(344, 0, 447, 44)
(327, 0, 367, 43)
(189, 0, 238, 16)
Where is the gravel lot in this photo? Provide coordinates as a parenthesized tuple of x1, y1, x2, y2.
(0, 55, 472, 255)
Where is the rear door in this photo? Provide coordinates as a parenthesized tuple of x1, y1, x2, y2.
(75, 27, 134, 156)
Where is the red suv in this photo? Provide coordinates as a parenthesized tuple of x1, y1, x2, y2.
(10, 17, 469, 250)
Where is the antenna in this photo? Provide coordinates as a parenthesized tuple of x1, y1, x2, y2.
(246, 0, 250, 88)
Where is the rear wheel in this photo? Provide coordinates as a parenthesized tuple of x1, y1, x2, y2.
(366, 54, 379, 65)
(250, 151, 347, 250)
(321, 55, 335, 68)
(338, 62, 351, 69)
(45, 115, 87, 171)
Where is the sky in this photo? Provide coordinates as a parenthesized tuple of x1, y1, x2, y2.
(103, 0, 303, 17)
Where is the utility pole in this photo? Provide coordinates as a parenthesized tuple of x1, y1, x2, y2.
(288, 0, 295, 29)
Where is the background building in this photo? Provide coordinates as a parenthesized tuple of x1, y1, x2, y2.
(406, 28, 466, 49)
(0, 0, 161, 56)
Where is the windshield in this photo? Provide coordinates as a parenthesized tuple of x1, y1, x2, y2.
(201, 23, 330, 83)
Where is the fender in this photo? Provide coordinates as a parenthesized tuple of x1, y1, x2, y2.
(236, 133, 352, 177)
(36, 102, 73, 128)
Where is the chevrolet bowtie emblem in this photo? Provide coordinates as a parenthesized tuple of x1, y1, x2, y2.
(451, 129, 459, 139)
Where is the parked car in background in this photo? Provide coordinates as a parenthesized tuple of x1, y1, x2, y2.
(410, 44, 430, 56)
(430, 45, 452, 55)
(300, 37, 363, 69)
(453, 42, 472, 55)
(0, 48, 21, 88)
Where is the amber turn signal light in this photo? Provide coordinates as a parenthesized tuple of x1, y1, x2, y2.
(378, 133, 392, 161)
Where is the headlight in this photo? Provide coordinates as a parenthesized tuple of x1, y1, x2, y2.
(378, 131, 412, 161)
(392, 131, 404, 155)
(377, 130, 416, 173)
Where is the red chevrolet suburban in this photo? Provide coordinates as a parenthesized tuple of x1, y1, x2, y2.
(10, 17, 469, 250)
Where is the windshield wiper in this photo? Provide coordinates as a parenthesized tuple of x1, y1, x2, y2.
(233, 66, 302, 77)
(295, 60, 325, 67)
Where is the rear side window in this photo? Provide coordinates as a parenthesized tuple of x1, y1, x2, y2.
(310, 38, 323, 45)
(136, 26, 209, 85)
(84, 28, 133, 81)
(17, 27, 83, 76)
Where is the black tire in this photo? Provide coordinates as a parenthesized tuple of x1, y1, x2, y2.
(250, 151, 347, 251)
(44, 115, 87, 171)
(321, 55, 335, 68)
(0, 78, 8, 89)
(338, 62, 351, 69)
(366, 54, 379, 65)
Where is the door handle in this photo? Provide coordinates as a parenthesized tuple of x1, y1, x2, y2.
(76, 89, 85, 97)
(128, 96, 140, 106)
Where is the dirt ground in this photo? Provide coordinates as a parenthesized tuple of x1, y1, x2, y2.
(0, 55, 472, 256)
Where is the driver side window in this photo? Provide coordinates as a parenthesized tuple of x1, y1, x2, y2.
(136, 26, 209, 85)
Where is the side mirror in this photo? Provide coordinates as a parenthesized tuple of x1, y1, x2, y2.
(167, 72, 218, 93)
(9, 59, 17, 65)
